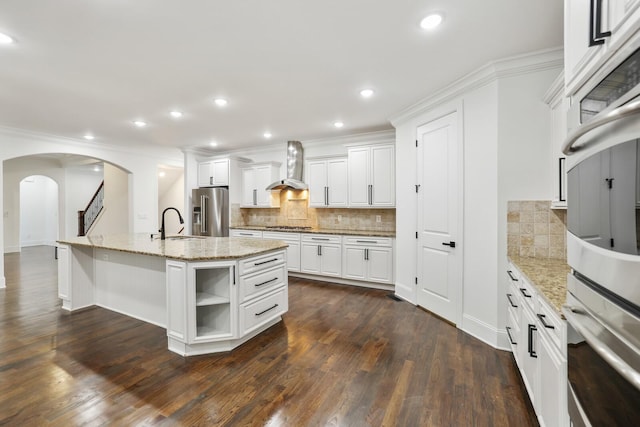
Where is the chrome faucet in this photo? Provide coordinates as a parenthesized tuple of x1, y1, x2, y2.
(160, 207, 184, 240)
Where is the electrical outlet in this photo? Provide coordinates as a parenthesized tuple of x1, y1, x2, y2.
(376, 215, 381, 223)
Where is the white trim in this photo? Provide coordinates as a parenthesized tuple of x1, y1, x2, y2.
(4, 246, 20, 253)
(542, 69, 566, 105)
(288, 272, 394, 291)
(394, 282, 416, 304)
(461, 313, 500, 348)
(95, 303, 166, 329)
(390, 47, 563, 126)
(0, 276, 5, 289)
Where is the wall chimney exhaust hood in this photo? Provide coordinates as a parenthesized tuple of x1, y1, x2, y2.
(266, 140, 308, 191)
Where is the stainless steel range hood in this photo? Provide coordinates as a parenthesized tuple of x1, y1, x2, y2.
(265, 140, 308, 191)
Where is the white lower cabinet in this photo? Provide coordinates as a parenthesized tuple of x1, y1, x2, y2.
(300, 234, 342, 277)
(262, 231, 301, 272)
(342, 237, 393, 284)
(166, 249, 287, 356)
(230, 229, 263, 238)
(506, 262, 568, 427)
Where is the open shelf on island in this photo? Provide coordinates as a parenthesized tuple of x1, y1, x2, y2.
(196, 292, 229, 306)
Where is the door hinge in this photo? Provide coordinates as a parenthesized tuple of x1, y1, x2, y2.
(415, 184, 420, 193)
(416, 139, 419, 147)
(415, 232, 418, 239)
(611, 238, 615, 248)
(415, 277, 418, 285)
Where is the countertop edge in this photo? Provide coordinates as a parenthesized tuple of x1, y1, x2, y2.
(231, 226, 396, 238)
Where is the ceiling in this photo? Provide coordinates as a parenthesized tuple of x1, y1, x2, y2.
(0, 1, 563, 154)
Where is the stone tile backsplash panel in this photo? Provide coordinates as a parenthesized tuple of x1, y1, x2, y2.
(508, 200, 566, 260)
(231, 190, 395, 232)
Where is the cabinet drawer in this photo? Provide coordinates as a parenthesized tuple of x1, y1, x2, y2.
(239, 250, 285, 276)
(342, 236, 392, 246)
(536, 298, 563, 352)
(239, 288, 287, 335)
(301, 233, 341, 244)
(231, 229, 263, 238)
(262, 231, 301, 243)
(240, 265, 286, 303)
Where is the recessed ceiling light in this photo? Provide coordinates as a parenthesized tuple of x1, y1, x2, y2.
(420, 13, 443, 30)
(159, 171, 166, 178)
(209, 141, 218, 147)
(360, 89, 374, 98)
(334, 121, 344, 128)
(93, 166, 101, 172)
(133, 120, 147, 127)
(0, 33, 14, 44)
(263, 132, 272, 139)
(170, 111, 183, 118)
(214, 98, 228, 107)
(83, 134, 95, 140)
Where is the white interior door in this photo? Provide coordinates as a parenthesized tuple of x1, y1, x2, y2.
(416, 112, 462, 325)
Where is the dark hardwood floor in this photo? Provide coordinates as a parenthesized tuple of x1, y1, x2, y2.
(1, 246, 537, 426)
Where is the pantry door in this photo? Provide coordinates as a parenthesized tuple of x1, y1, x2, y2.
(416, 111, 462, 325)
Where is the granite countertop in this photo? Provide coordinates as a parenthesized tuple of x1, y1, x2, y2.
(57, 233, 288, 261)
(231, 226, 396, 238)
(508, 255, 571, 314)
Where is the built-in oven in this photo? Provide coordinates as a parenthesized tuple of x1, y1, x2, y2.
(563, 45, 640, 426)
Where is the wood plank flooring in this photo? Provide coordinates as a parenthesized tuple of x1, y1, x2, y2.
(1, 246, 538, 426)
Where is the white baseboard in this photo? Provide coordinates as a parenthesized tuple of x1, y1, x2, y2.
(461, 313, 503, 349)
(394, 281, 416, 304)
(288, 272, 394, 291)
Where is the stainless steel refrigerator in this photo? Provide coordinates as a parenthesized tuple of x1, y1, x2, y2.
(191, 187, 229, 237)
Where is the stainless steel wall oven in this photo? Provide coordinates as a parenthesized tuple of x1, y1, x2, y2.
(563, 45, 640, 426)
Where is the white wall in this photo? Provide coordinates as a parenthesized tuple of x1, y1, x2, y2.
(159, 172, 185, 236)
(89, 163, 130, 236)
(391, 48, 562, 348)
(19, 175, 59, 247)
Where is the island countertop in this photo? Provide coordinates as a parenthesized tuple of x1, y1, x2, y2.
(231, 226, 396, 238)
(57, 233, 289, 261)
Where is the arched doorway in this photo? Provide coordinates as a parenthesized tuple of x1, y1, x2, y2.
(19, 175, 59, 249)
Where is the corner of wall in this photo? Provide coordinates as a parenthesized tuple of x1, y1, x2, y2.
(0, 276, 5, 288)
(461, 313, 502, 349)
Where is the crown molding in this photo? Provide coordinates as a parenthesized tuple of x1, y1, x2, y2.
(389, 47, 564, 126)
(542, 69, 566, 105)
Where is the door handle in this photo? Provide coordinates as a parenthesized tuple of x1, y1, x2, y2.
(201, 195, 208, 234)
(442, 241, 456, 248)
(537, 313, 555, 329)
(528, 324, 538, 358)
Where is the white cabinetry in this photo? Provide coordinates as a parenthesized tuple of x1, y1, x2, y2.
(241, 163, 281, 208)
(342, 236, 393, 284)
(565, 0, 640, 96)
(307, 157, 348, 207)
(166, 249, 287, 356)
(544, 72, 570, 209)
(262, 231, 301, 272)
(198, 158, 230, 187)
(505, 262, 568, 427)
(347, 144, 395, 207)
(230, 229, 263, 238)
(300, 234, 342, 277)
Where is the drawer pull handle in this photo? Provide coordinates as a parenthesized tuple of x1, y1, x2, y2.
(255, 277, 278, 287)
(356, 240, 377, 244)
(507, 270, 518, 281)
(520, 288, 532, 298)
(528, 324, 538, 358)
(506, 326, 517, 345)
(239, 233, 254, 236)
(255, 304, 279, 317)
(311, 237, 330, 241)
(254, 258, 278, 266)
(506, 293, 518, 308)
(537, 313, 555, 329)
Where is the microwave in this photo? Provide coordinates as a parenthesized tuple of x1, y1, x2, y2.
(562, 46, 640, 426)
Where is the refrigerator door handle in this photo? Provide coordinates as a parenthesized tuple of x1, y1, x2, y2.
(201, 195, 208, 234)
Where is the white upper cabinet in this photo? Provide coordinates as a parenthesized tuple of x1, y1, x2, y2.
(544, 72, 570, 208)
(306, 157, 348, 207)
(198, 159, 230, 187)
(241, 163, 281, 208)
(565, 0, 640, 96)
(347, 144, 395, 207)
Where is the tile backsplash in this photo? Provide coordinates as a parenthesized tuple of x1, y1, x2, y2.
(231, 190, 395, 232)
(507, 200, 566, 260)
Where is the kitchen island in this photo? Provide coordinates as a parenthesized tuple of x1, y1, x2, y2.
(57, 233, 289, 356)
